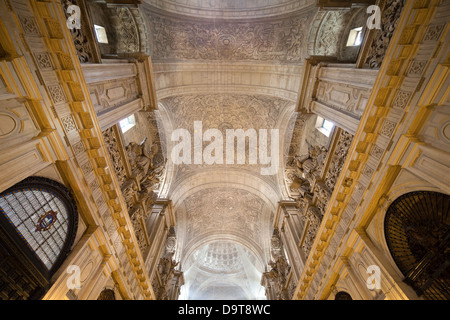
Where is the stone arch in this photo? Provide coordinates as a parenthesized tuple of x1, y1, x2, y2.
(153, 102, 176, 199)
(330, 271, 363, 301)
(180, 238, 266, 299)
(334, 291, 353, 300)
(180, 235, 266, 273)
(108, 6, 151, 57)
(143, 0, 315, 20)
(306, 7, 368, 60)
(170, 169, 279, 212)
(172, 175, 277, 267)
(337, 7, 368, 62)
(97, 288, 116, 300)
(373, 177, 448, 281)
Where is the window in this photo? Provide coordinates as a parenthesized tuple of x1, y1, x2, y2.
(316, 116, 334, 137)
(322, 119, 334, 132)
(119, 114, 136, 133)
(384, 191, 450, 300)
(335, 291, 353, 300)
(0, 176, 78, 278)
(346, 27, 363, 47)
(94, 25, 108, 44)
(98, 288, 116, 300)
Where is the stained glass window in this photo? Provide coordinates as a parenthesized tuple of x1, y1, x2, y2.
(0, 177, 78, 276)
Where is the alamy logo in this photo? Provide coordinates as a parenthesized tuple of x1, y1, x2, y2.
(171, 121, 279, 175)
(66, 5, 81, 30)
(66, 265, 81, 290)
(367, 5, 382, 30)
(366, 265, 381, 290)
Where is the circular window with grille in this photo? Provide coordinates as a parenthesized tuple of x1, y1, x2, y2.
(384, 191, 450, 300)
(335, 291, 352, 300)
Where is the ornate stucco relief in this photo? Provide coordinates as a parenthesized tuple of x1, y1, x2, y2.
(178, 188, 271, 251)
(146, 12, 310, 62)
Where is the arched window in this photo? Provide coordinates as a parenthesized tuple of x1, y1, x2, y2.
(0, 176, 78, 299)
(335, 291, 353, 300)
(384, 191, 450, 300)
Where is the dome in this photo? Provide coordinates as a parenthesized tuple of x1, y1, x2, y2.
(180, 241, 266, 299)
(196, 241, 243, 274)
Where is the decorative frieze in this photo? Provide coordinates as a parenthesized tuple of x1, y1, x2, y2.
(80, 161, 94, 176)
(146, 10, 309, 63)
(406, 60, 428, 77)
(380, 119, 397, 138)
(102, 127, 127, 186)
(369, 144, 384, 160)
(324, 130, 354, 191)
(71, 140, 86, 156)
(61, 0, 100, 63)
(295, 0, 446, 300)
(60, 114, 78, 133)
(18, 15, 41, 36)
(288, 129, 354, 258)
(47, 84, 67, 104)
(34, 52, 54, 70)
(362, 164, 375, 178)
(364, 0, 405, 69)
(423, 24, 446, 42)
(392, 89, 412, 110)
(261, 238, 292, 301)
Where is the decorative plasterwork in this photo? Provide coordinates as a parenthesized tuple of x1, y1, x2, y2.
(163, 94, 288, 129)
(182, 240, 265, 300)
(161, 94, 293, 180)
(194, 241, 246, 274)
(315, 80, 372, 119)
(143, 0, 315, 20)
(307, 9, 352, 58)
(145, 8, 312, 63)
(61, 0, 101, 63)
(364, 0, 404, 69)
(109, 6, 151, 56)
(178, 187, 271, 251)
(283, 112, 312, 198)
(294, 0, 447, 299)
(16, 0, 155, 299)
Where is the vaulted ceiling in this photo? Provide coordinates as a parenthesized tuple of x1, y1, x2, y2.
(141, 0, 319, 297)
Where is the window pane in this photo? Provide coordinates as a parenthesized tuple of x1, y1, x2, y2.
(0, 189, 70, 270)
(119, 114, 136, 133)
(322, 120, 334, 132)
(94, 25, 108, 44)
(346, 27, 363, 47)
